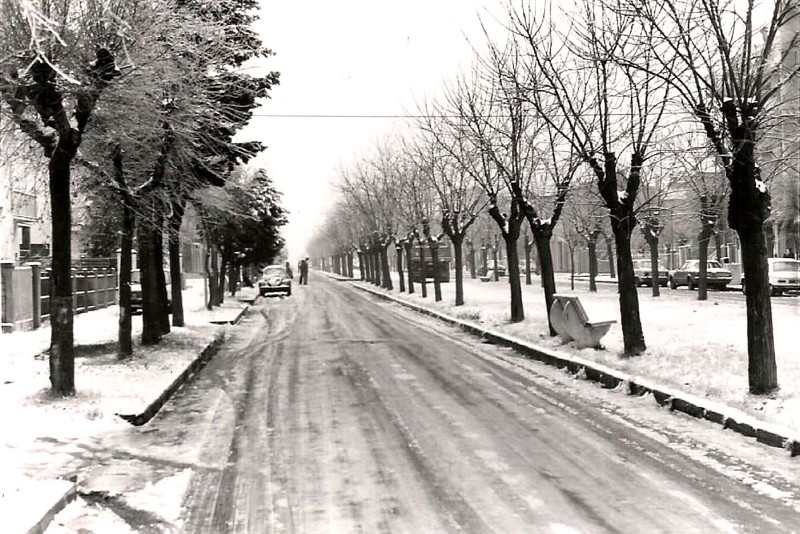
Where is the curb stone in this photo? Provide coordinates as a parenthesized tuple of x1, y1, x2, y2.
(117, 304, 249, 426)
(342, 277, 800, 457)
(26, 479, 77, 534)
(1, 478, 77, 534)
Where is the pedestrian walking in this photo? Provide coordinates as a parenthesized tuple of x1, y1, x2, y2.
(285, 261, 294, 279)
(299, 257, 309, 285)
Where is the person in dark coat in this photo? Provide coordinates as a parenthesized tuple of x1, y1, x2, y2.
(298, 257, 309, 285)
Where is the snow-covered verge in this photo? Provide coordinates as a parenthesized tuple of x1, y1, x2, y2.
(354, 271, 800, 433)
(0, 281, 253, 507)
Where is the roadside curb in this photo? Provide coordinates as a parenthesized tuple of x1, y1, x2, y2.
(2, 478, 77, 534)
(26, 480, 77, 534)
(117, 304, 249, 426)
(345, 279, 800, 456)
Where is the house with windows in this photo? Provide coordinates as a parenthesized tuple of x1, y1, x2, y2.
(0, 132, 51, 264)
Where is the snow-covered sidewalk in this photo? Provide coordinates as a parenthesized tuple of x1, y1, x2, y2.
(0, 280, 254, 534)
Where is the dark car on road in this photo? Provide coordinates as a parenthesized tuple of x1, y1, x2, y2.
(669, 259, 732, 290)
(632, 258, 669, 287)
(741, 258, 800, 296)
(258, 265, 292, 297)
(130, 269, 171, 314)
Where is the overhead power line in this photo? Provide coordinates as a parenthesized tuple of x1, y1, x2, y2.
(250, 113, 436, 119)
(249, 111, 695, 119)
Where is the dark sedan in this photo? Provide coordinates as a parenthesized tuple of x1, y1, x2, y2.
(669, 259, 732, 290)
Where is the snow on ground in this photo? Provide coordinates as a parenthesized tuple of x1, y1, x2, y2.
(0, 280, 252, 484)
(358, 270, 800, 433)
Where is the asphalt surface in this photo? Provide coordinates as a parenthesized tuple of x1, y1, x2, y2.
(66, 274, 800, 533)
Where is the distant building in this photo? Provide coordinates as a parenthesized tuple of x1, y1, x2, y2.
(0, 132, 50, 264)
(763, 5, 800, 257)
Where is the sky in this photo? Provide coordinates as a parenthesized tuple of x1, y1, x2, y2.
(240, 0, 503, 260)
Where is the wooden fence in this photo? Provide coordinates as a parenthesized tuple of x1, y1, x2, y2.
(1, 261, 117, 333)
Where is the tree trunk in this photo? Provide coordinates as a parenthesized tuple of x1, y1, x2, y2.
(642, 233, 661, 297)
(118, 203, 135, 358)
(588, 239, 598, 292)
(739, 228, 778, 393)
(396, 246, 405, 292)
(347, 252, 354, 278)
(648, 237, 661, 297)
(372, 249, 382, 287)
(357, 251, 365, 280)
(524, 241, 533, 286)
(404, 241, 415, 294)
(47, 150, 75, 395)
(534, 230, 557, 336)
(453, 236, 465, 306)
(569, 245, 575, 290)
(430, 243, 442, 302)
(697, 225, 713, 301)
(168, 201, 185, 327)
(467, 242, 477, 279)
(504, 235, 524, 322)
(217, 252, 228, 304)
(381, 245, 393, 290)
(154, 221, 170, 336)
(606, 236, 616, 279)
(363, 251, 371, 282)
(208, 243, 220, 308)
(492, 248, 499, 281)
(229, 260, 237, 296)
(138, 223, 161, 345)
(419, 243, 428, 298)
(614, 227, 647, 355)
(480, 246, 488, 277)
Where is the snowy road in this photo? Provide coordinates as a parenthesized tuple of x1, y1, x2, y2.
(170, 274, 799, 533)
(65, 273, 800, 533)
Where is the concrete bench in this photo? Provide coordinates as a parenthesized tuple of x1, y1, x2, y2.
(549, 294, 616, 349)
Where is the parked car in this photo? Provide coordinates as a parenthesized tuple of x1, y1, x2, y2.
(258, 265, 292, 297)
(669, 259, 732, 290)
(481, 261, 506, 277)
(130, 269, 172, 314)
(632, 258, 669, 287)
(518, 262, 538, 276)
(741, 258, 800, 296)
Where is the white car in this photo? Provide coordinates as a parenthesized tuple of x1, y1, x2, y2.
(258, 265, 292, 297)
(741, 258, 800, 296)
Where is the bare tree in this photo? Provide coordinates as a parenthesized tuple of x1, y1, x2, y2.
(508, 0, 673, 354)
(407, 124, 488, 305)
(433, 60, 537, 322)
(624, 0, 799, 391)
(669, 143, 730, 300)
